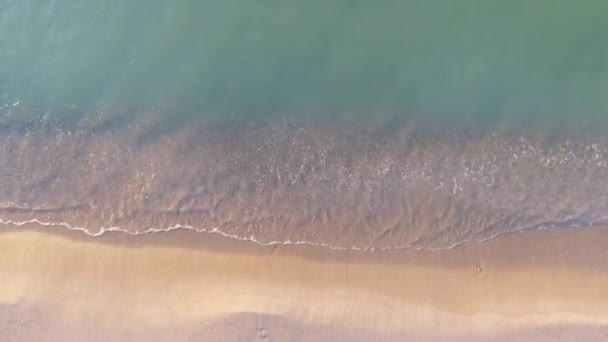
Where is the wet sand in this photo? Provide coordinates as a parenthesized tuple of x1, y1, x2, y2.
(1, 224, 608, 341)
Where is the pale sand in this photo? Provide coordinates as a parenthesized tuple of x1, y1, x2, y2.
(1, 224, 608, 341)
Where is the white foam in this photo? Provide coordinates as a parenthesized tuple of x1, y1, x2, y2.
(0, 215, 606, 253)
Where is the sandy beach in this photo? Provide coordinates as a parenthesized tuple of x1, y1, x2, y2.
(0, 223, 607, 341)
(3, 1, 608, 341)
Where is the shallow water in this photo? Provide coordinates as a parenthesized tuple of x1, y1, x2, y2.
(1, 1, 607, 249)
(0, 118, 606, 250)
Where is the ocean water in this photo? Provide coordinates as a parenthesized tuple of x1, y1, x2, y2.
(1, 1, 607, 249)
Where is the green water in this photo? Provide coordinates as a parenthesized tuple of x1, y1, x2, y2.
(1, 1, 608, 125)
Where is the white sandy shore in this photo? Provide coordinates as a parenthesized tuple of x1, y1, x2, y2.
(1, 224, 608, 341)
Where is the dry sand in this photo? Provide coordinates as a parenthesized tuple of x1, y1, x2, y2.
(1, 223, 608, 341)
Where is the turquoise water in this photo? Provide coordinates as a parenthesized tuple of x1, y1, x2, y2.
(1, 1, 608, 125)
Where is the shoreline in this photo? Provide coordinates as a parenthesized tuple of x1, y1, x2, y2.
(2, 215, 607, 253)
(2, 221, 608, 269)
(1, 223, 608, 340)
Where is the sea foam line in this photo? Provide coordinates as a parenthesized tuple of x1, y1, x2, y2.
(0, 216, 607, 252)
